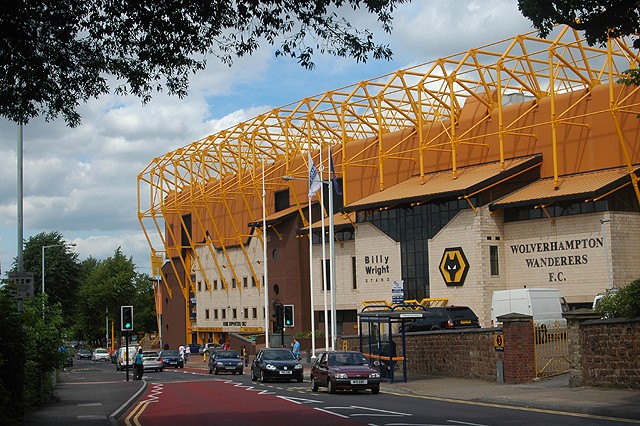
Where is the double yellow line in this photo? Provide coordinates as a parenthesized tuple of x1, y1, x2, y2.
(124, 400, 152, 426)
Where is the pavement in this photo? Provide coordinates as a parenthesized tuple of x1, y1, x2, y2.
(24, 355, 640, 424)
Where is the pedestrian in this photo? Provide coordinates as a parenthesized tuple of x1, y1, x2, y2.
(134, 347, 144, 380)
(185, 344, 191, 364)
(178, 344, 185, 361)
(240, 345, 247, 366)
(291, 337, 301, 360)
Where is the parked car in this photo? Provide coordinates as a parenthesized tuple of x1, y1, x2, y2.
(310, 351, 380, 394)
(188, 344, 201, 355)
(208, 349, 243, 375)
(250, 348, 303, 383)
(77, 349, 92, 360)
(200, 342, 222, 356)
(142, 351, 164, 372)
(159, 349, 184, 368)
(59, 347, 74, 367)
(400, 306, 480, 332)
(116, 346, 137, 371)
(91, 348, 110, 362)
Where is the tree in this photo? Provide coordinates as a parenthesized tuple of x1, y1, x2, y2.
(75, 248, 156, 343)
(10, 232, 81, 320)
(518, 0, 640, 46)
(517, 1, 640, 85)
(596, 278, 640, 318)
(0, 0, 408, 127)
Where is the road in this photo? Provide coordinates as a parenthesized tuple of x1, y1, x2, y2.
(26, 358, 636, 425)
(120, 363, 631, 426)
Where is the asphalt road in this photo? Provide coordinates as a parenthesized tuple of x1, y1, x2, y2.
(26, 358, 634, 425)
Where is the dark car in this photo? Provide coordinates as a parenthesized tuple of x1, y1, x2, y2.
(310, 351, 380, 394)
(208, 349, 243, 375)
(59, 347, 74, 367)
(401, 306, 480, 332)
(250, 348, 303, 383)
(77, 348, 92, 360)
(159, 349, 184, 368)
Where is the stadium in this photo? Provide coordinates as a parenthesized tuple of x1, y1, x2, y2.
(138, 26, 640, 349)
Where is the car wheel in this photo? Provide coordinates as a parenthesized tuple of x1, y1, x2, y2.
(250, 369, 256, 381)
(311, 376, 319, 392)
(297, 376, 303, 383)
(327, 379, 336, 394)
(260, 370, 267, 383)
(371, 386, 380, 394)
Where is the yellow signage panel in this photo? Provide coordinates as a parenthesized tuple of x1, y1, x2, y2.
(240, 327, 263, 332)
(494, 332, 505, 351)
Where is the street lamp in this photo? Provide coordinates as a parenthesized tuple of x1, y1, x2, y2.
(283, 175, 337, 352)
(41, 242, 77, 315)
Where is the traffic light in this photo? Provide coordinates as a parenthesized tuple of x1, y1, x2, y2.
(273, 302, 284, 330)
(121, 305, 134, 332)
(283, 304, 294, 327)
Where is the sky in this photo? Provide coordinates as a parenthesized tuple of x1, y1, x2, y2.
(0, 1, 535, 279)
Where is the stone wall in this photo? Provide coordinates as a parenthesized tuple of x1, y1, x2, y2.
(339, 327, 502, 382)
(579, 317, 640, 388)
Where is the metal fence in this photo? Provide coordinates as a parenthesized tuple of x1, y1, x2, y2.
(534, 324, 569, 378)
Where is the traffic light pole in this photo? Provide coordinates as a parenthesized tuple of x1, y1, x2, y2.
(125, 331, 129, 382)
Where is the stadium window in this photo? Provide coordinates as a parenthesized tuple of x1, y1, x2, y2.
(252, 307, 258, 318)
(352, 256, 357, 289)
(205, 309, 210, 319)
(252, 276, 257, 287)
(213, 279, 218, 290)
(214, 309, 218, 319)
(222, 310, 226, 319)
(490, 245, 499, 276)
(243, 277, 248, 288)
(232, 308, 237, 319)
(197, 281, 202, 291)
(232, 278, 236, 288)
(244, 308, 249, 319)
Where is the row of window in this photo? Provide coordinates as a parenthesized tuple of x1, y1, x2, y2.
(197, 276, 259, 291)
(204, 306, 265, 320)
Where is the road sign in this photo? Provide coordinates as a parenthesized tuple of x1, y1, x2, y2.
(8, 272, 35, 298)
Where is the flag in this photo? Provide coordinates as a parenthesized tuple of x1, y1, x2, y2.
(309, 158, 322, 197)
(329, 147, 342, 195)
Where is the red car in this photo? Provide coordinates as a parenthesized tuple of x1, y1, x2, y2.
(310, 351, 380, 394)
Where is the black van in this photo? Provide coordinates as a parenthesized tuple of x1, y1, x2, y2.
(401, 306, 480, 332)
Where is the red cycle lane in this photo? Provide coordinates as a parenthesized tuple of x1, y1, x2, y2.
(121, 380, 360, 426)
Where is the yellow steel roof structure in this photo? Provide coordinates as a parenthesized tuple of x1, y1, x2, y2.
(138, 26, 640, 324)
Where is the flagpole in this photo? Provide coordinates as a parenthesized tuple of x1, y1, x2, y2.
(262, 160, 270, 348)
(319, 150, 330, 351)
(308, 191, 316, 359)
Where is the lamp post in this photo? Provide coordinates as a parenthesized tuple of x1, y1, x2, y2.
(283, 175, 337, 352)
(41, 242, 77, 316)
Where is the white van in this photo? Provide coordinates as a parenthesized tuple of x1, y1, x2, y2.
(491, 288, 567, 327)
(116, 346, 137, 371)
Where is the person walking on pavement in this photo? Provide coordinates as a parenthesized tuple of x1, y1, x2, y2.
(134, 347, 144, 380)
(292, 337, 301, 360)
(184, 344, 191, 364)
(178, 344, 185, 362)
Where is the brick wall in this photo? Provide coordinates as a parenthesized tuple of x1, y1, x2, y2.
(339, 328, 502, 382)
(579, 317, 640, 388)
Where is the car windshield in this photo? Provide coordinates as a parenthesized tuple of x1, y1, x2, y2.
(263, 350, 295, 360)
(95, 349, 107, 353)
(328, 352, 368, 366)
(215, 351, 239, 358)
(162, 350, 179, 357)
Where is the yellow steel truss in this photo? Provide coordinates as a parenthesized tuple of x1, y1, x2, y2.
(137, 27, 640, 328)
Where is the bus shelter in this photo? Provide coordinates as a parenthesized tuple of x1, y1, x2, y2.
(358, 304, 430, 383)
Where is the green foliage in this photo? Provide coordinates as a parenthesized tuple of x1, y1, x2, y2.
(517, 0, 640, 48)
(76, 249, 157, 343)
(0, 0, 406, 127)
(295, 329, 325, 339)
(596, 279, 640, 318)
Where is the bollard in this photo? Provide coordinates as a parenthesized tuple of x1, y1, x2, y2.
(305, 350, 311, 363)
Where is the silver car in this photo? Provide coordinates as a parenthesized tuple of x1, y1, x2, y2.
(142, 351, 164, 372)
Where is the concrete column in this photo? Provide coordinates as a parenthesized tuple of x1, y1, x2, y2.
(563, 308, 601, 387)
(498, 313, 535, 383)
